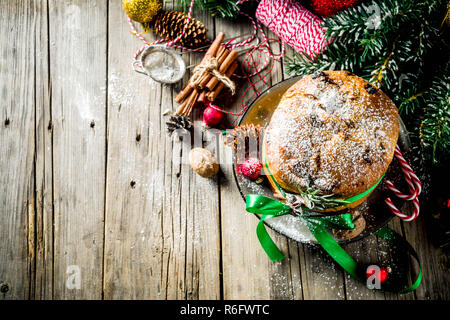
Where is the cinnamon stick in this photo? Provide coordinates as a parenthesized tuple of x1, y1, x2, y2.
(207, 61, 239, 102)
(198, 91, 207, 104)
(181, 88, 199, 116)
(205, 50, 238, 91)
(198, 47, 230, 89)
(174, 32, 225, 104)
(175, 79, 193, 103)
(176, 95, 189, 114)
(203, 32, 225, 60)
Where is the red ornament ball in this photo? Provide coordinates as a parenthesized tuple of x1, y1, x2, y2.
(366, 266, 390, 283)
(202, 105, 224, 129)
(239, 158, 262, 180)
(308, 0, 360, 18)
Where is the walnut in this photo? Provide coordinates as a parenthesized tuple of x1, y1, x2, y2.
(189, 148, 219, 178)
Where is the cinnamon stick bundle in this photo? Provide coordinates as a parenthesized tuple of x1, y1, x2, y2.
(175, 32, 225, 104)
(174, 32, 239, 116)
(206, 61, 239, 102)
(205, 50, 238, 92)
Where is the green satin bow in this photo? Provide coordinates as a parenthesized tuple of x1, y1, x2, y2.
(245, 194, 422, 293)
(246, 194, 355, 261)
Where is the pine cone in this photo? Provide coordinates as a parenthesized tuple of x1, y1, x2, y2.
(153, 10, 208, 49)
(166, 114, 193, 135)
(225, 124, 265, 158)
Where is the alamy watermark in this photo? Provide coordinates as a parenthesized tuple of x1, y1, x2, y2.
(66, 265, 81, 290)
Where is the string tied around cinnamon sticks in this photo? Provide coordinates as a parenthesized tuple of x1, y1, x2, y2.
(174, 32, 240, 117)
(190, 57, 236, 95)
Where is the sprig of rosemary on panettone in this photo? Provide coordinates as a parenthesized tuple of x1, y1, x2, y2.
(286, 189, 350, 213)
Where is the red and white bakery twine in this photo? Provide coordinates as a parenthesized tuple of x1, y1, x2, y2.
(128, 0, 287, 76)
(384, 145, 422, 221)
(255, 0, 330, 58)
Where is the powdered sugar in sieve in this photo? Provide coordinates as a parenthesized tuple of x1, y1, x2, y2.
(133, 45, 186, 84)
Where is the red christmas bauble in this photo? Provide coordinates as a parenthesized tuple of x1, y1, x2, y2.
(308, 0, 360, 18)
(238, 158, 262, 180)
(202, 105, 224, 129)
(366, 266, 390, 283)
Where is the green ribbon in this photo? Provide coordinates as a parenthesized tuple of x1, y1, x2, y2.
(246, 194, 355, 261)
(245, 194, 422, 293)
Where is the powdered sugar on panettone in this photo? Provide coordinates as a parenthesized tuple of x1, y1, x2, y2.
(264, 71, 399, 196)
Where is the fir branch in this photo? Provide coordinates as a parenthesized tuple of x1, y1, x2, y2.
(177, 0, 241, 19)
(417, 71, 450, 164)
(395, 89, 424, 115)
(370, 40, 396, 87)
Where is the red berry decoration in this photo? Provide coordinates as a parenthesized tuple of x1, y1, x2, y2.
(308, 0, 360, 18)
(239, 158, 262, 180)
(202, 105, 224, 129)
(366, 266, 390, 283)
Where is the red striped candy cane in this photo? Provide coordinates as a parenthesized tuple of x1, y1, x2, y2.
(384, 145, 422, 221)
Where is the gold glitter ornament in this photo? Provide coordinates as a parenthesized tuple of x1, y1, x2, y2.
(122, 0, 163, 23)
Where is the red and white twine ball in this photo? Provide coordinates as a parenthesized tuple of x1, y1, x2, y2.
(255, 0, 331, 58)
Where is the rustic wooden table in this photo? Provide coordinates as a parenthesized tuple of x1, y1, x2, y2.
(1, 0, 449, 300)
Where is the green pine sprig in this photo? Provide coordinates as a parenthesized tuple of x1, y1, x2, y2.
(177, 0, 242, 19)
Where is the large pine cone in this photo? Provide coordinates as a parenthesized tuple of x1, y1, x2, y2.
(153, 10, 208, 49)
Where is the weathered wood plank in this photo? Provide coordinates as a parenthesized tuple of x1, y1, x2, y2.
(182, 7, 221, 299)
(47, 0, 107, 299)
(0, 0, 37, 300)
(402, 205, 450, 299)
(103, 1, 221, 299)
(216, 17, 272, 300)
(33, 0, 54, 300)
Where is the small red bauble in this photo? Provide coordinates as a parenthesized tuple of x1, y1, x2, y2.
(239, 158, 262, 180)
(202, 105, 224, 129)
(366, 266, 390, 283)
(308, 0, 360, 18)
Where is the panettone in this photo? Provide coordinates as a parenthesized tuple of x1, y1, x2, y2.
(263, 71, 399, 211)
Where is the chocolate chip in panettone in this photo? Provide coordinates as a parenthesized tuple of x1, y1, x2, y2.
(365, 83, 378, 94)
(309, 115, 323, 128)
(312, 70, 326, 79)
(332, 209, 366, 240)
(362, 146, 373, 164)
(363, 154, 373, 164)
(321, 76, 337, 85)
(345, 120, 356, 128)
